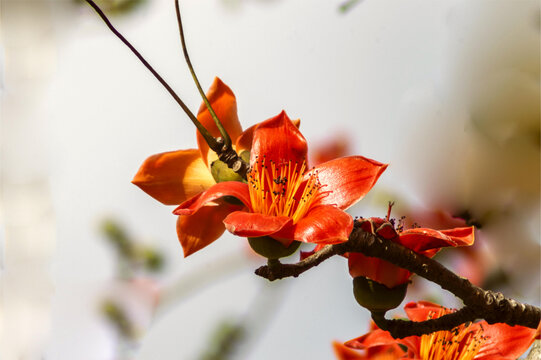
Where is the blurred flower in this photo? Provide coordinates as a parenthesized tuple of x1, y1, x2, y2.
(344, 301, 538, 360)
(174, 111, 387, 249)
(311, 133, 351, 166)
(347, 216, 475, 289)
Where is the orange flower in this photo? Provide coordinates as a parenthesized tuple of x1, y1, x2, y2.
(344, 301, 538, 360)
(173, 111, 387, 249)
(134, 78, 387, 256)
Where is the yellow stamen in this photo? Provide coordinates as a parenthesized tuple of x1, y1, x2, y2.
(419, 308, 486, 360)
(247, 156, 321, 223)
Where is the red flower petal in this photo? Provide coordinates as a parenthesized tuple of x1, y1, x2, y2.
(132, 149, 215, 205)
(398, 226, 475, 253)
(250, 110, 308, 166)
(177, 202, 240, 257)
(235, 123, 256, 154)
(196, 78, 243, 166)
(348, 252, 411, 288)
(332, 341, 366, 360)
(235, 118, 301, 154)
(173, 181, 252, 216)
(310, 156, 388, 210)
(476, 323, 537, 360)
(272, 205, 353, 245)
(223, 211, 292, 241)
(403, 301, 447, 322)
(344, 329, 400, 350)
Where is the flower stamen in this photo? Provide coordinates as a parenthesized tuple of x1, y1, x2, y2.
(248, 157, 322, 223)
(419, 308, 486, 360)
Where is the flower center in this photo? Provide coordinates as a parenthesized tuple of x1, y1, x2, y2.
(419, 309, 486, 360)
(248, 156, 321, 224)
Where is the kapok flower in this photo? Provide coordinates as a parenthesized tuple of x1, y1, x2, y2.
(348, 217, 475, 288)
(344, 301, 538, 360)
(173, 111, 387, 249)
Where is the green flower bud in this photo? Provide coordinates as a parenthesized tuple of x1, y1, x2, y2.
(211, 160, 244, 183)
(352, 276, 408, 312)
(239, 150, 251, 164)
(248, 236, 301, 259)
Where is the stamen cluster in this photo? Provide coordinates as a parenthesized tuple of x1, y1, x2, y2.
(419, 309, 487, 360)
(248, 155, 321, 223)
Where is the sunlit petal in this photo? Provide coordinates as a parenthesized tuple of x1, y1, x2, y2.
(132, 149, 215, 205)
(272, 205, 353, 244)
(196, 77, 243, 166)
(173, 181, 251, 215)
(177, 203, 241, 257)
(311, 156, 388, 210)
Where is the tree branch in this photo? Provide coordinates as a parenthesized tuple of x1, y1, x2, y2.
(255, 221, 541, 336)
(371, 307, 478, 338)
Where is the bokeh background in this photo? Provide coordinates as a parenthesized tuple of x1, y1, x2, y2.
(1, 0, 539, 359)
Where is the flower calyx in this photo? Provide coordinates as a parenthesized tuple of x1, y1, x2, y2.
(352, 276, 408, 313)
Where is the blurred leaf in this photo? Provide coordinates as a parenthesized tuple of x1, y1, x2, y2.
(199, 320, 245, 360)
(101, 219, 135, 259)
(76, 0, 147, 16)
(101, 299, 136, 339)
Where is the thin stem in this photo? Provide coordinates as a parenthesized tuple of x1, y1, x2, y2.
(175, 0, 232, 148)
(84, 0, 220, 151)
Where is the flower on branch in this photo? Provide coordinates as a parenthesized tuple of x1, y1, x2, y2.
(349, 217, 475, 289)
(343, 301, 538, 360)
(133, 78, 387, 257)
(172, 110, 387, 255)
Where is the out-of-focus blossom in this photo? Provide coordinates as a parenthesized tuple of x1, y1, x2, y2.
(345, 301, 538, 360)
(174, 111, 387, 249)
(348, 217, 474, 288)
(311, 133, 351, 166)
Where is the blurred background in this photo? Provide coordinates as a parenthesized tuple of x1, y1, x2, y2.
(1, 0, 539, 359)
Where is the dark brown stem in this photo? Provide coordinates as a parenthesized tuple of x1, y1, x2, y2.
(370, 307, 478, 338)
(255, 222, 541, 334)
(215, 139, 249, 179)
(83, 0, 220, 150)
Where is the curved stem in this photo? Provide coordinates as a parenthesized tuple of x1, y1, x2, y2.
(83, 0, 219, 151)
(175, 0, 232, 148)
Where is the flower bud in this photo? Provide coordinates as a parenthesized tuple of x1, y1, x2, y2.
(239, 150, 250, 164)
(210, 160, 244, 183)
(352, 276, 407, 312)
(248, 236, 301, 259)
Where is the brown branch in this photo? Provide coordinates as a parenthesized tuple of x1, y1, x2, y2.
(371, 307, 478, 339)
(255, 222, 541, 336)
